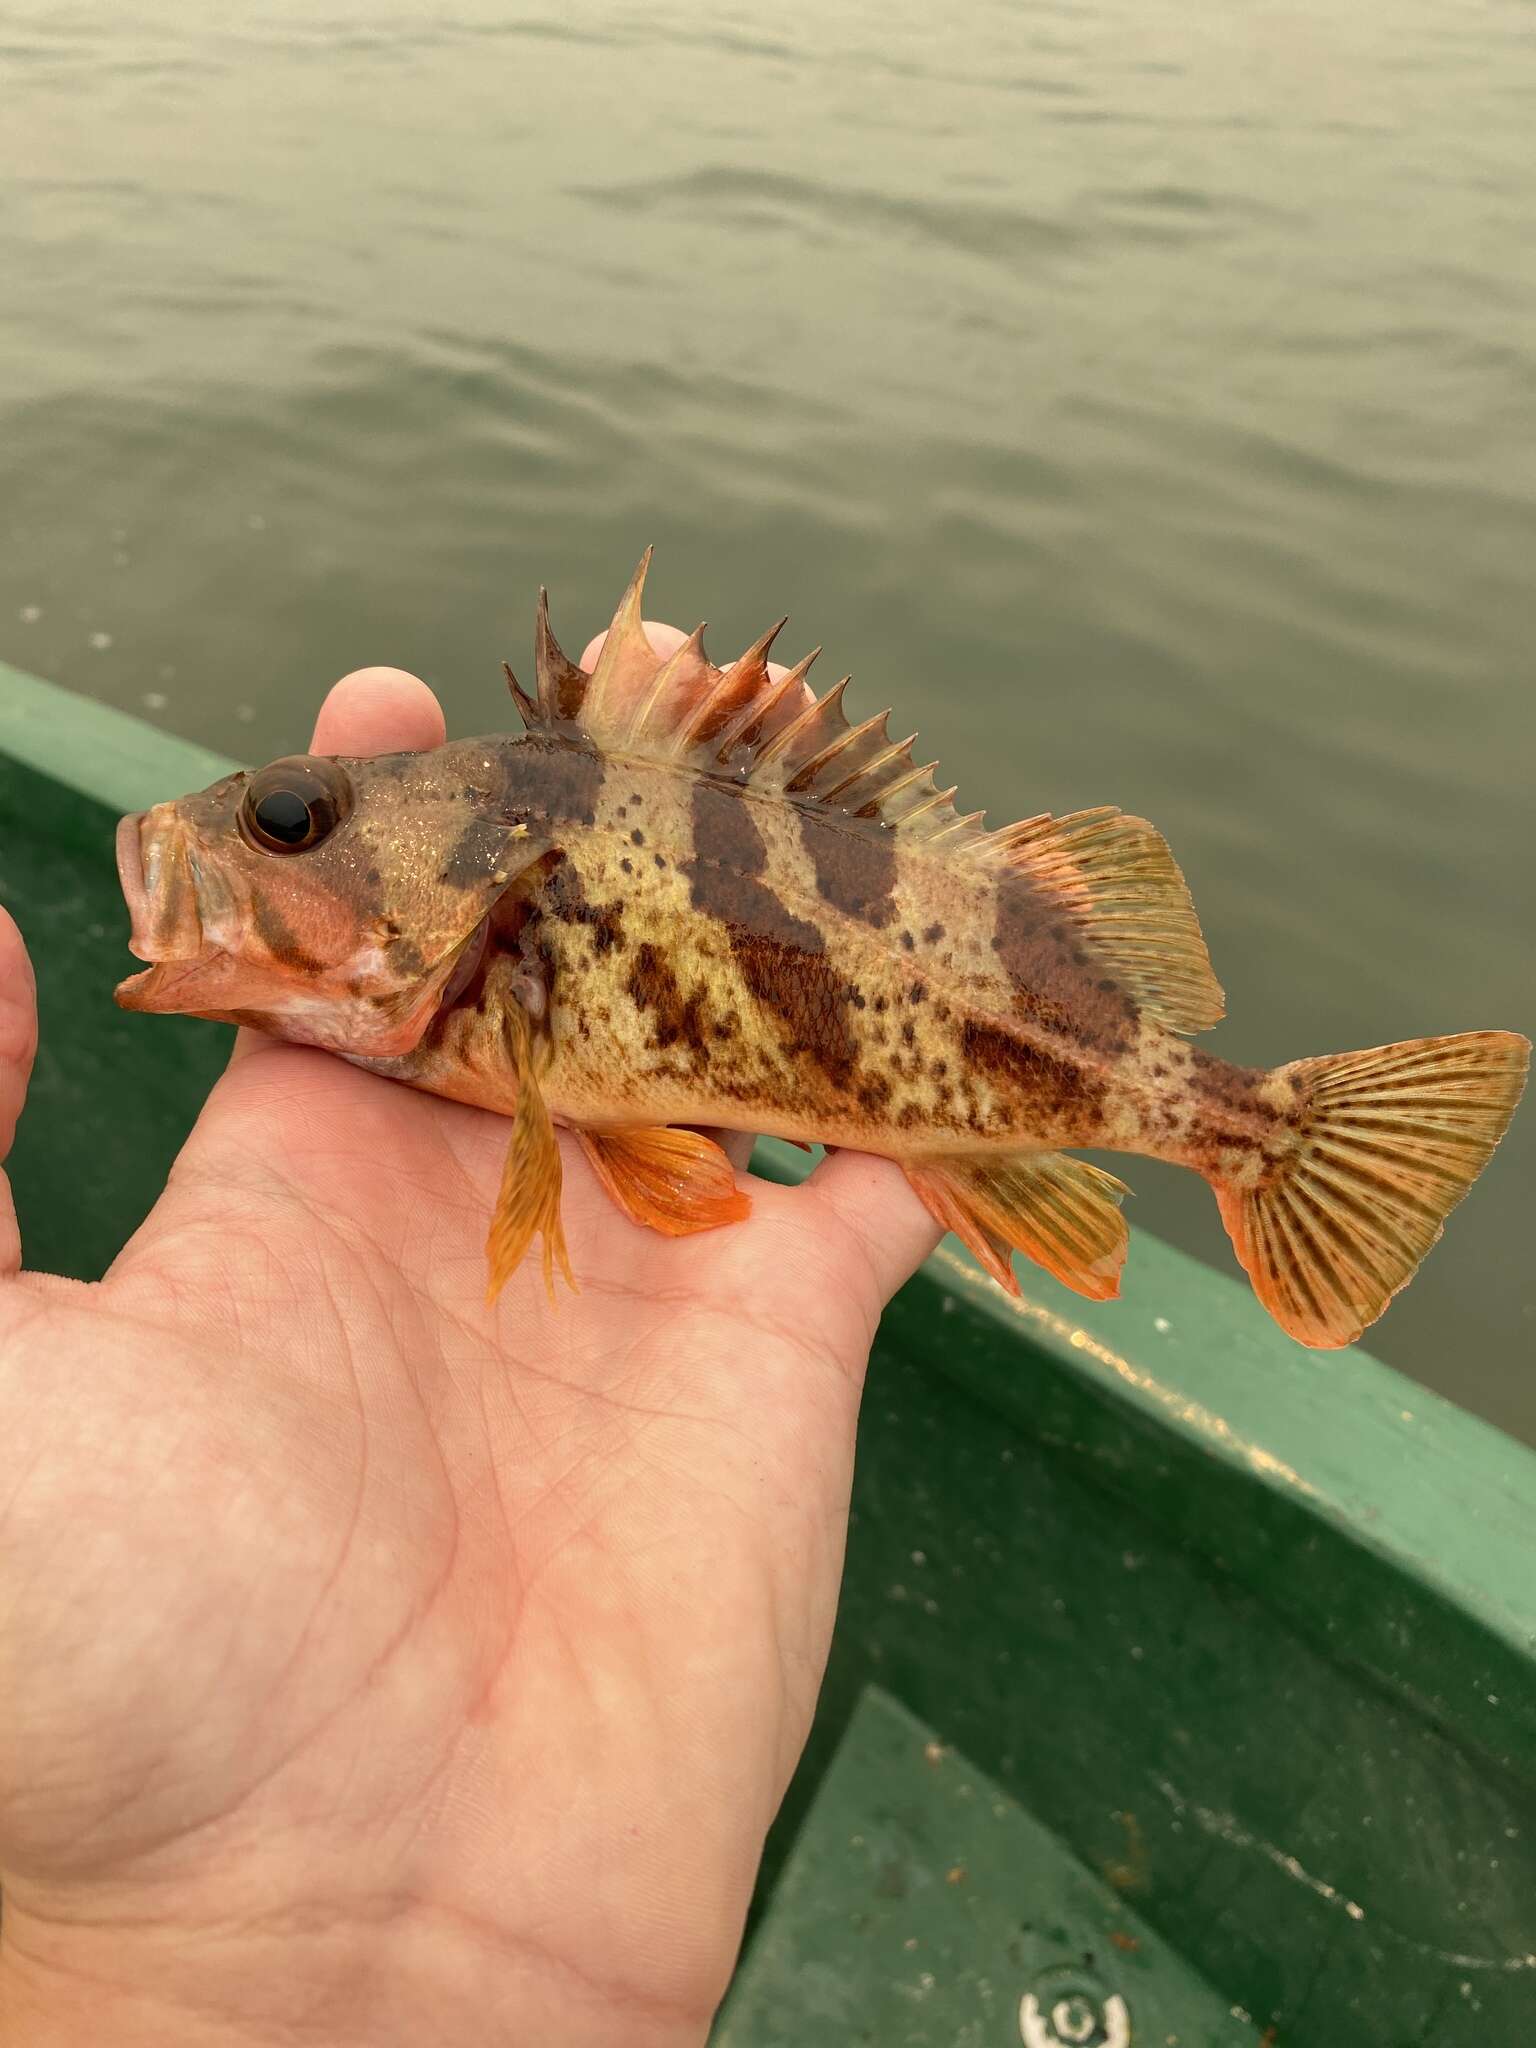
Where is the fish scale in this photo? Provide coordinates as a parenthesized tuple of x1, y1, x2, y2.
(114, 554, 1528, 1349)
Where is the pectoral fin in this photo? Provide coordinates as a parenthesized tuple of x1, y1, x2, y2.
(904, 1150, 1129, 1300)
(486, 1008, 574, 1303)
(576, 1126, 752, 1238)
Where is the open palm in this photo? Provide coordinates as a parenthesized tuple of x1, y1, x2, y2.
(0, 660, 939, 2048)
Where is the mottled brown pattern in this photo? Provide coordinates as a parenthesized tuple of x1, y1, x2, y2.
(858, 1074, 893, 1113)
(1189, 1048, 1277, 1118)
(627, 942, 710, 1063)
(798, 808, 897, 928)
(1186, 1047, 1293, 1161)
(990, 870, 1140, 1053)
(385, 932, 426, 978)
(960, 1017, 1105, 1131)
(733, 927, 860, 1090)
(544, 854, 626, 957)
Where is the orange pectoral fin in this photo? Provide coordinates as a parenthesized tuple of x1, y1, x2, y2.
(486, 1012, 575, 1303)
(904, 1150, 1129, 1301)
(576, 1126, 752, 1238)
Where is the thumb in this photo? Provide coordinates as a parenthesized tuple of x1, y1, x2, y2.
(0, 906, 39, 1278)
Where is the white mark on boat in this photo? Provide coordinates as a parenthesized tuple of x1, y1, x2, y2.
(1019, 1989, 1131, 2047)
(929, 1245, 1319, 1498)
(1158, 1780, 1536, 1970)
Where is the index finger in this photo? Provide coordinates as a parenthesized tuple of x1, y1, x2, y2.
(579, 620, 815, 710)
(0, 905, 39, 1277)
(310, 665, 446, 755)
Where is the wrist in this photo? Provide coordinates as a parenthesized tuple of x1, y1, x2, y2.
(0, 1890, 720, 2048)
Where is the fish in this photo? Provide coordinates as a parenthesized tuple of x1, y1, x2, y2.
(114, 551, 1529, 1347)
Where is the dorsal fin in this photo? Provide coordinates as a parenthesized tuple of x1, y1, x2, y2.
(507, 561, 1223, 1032)
(505, 586, 594, 736)
(969, 808, 1225, 1033)
(578, 546, 659, 745)
(507, 557, 978, 839)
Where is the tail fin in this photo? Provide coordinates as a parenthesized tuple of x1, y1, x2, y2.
(1214, 1031, 1528, 1348)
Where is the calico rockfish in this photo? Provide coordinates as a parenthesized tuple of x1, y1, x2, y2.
(114, 554, 1528, 1347)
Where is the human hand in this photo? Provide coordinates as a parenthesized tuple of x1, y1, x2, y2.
(0, 630, 941, 2047)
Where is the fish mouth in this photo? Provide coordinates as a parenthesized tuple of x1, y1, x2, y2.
(115, 808, 222, 1013)
(116, 811, 207, 963)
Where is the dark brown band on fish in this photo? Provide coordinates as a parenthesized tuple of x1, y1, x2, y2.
(627, 941, 711, 1064)
(250, 893, 326, 976)
(990, 871, 1139, 1054)
(686, 777, 860, 1088)
(688, 777, 769, 894)
(960, 1017, 1106, 1134)
(524, 736, 605, 829)
(439, 813, 518, 889)
(1188, 1048, 1288, 1142)
(733, 926, 859, 1090)
(544, 854, 626, 956)
(799, 808, 897, 929)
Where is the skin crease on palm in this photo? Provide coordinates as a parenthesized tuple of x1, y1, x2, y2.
(0, 624, 943, 2048)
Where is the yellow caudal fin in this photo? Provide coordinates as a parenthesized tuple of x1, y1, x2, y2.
(1214, 1031, 1528, 1349)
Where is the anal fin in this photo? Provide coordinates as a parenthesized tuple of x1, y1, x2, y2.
(486, 1008, 574, 1303)
(577, 1126, 752, 1238)
(904, 1150, 1129, 1301)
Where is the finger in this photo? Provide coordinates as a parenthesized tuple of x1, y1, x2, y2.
(579, 620, 689, 674)
(0, 905, 39, 1277)
(798, 1147, 942, 1312)
(579, 624, 818, 717)
(310, 666, 446, 755)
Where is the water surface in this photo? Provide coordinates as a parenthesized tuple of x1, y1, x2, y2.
(2, 1, 1533, 1435)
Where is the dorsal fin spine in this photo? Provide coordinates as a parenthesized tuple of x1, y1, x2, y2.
(533, 586, 591, 729)
(751, 677, 851, 776)
(901, 785, 963, 829)
(784, 708, 892, 792)
(711, 649, 819, 760)
(503, 660, 536, 721)
(676, 617, 787, 752)
(628, 622, 708, 747)
(820, 732, 917, 805)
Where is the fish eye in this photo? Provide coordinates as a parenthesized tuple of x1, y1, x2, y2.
(239, 756, 352, 854)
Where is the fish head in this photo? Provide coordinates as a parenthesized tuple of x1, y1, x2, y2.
(115, 740, 536, 1057)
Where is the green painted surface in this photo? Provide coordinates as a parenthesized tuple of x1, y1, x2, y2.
(717, 1686, 1256, 2047)
(0, 659, 238, 822)
(3, 671, 1535, 2043)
